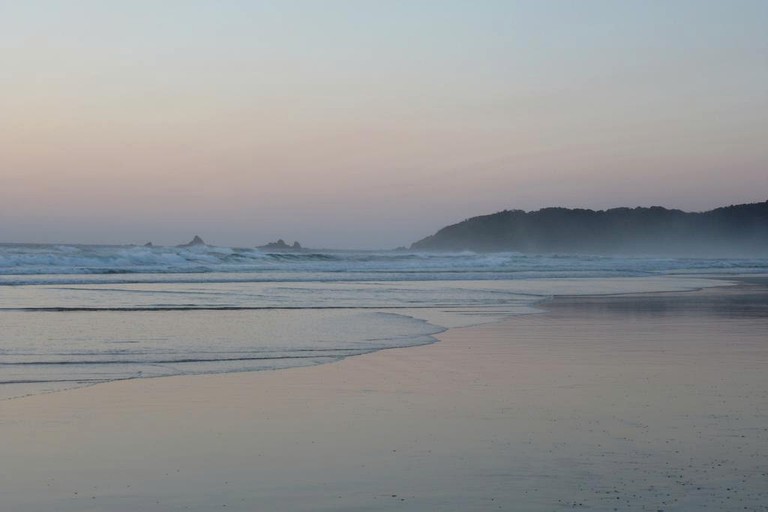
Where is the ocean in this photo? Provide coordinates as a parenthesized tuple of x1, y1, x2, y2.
(1, 243, 766, 400)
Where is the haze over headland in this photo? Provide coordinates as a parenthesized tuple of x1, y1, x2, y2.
(2, 1, 767, 249)
(412, 201, 768, 256)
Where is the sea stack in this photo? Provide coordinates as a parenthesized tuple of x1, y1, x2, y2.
(178, 235, 207, 247)
(258, 239, 304, 251)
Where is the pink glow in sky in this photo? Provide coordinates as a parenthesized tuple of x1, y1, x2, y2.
(2, 1, 767, 248)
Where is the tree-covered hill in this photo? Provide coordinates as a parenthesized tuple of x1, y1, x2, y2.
(411, 201, 768, 256)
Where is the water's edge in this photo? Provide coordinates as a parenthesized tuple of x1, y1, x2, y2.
(1, 274, 745, 402)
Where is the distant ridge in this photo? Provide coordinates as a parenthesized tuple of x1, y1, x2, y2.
(411, 201, 768, 257)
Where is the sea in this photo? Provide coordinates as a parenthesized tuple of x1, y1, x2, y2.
(1, 243, 766, 400)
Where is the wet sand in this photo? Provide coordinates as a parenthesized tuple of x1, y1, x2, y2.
(1, 282, 767, 511)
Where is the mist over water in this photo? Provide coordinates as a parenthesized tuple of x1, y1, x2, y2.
(0, 243, 764, 400)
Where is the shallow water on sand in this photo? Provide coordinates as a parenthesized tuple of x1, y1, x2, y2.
(0, 274, 731, 400)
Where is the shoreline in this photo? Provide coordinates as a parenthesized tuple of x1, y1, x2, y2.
(0, 274, 742, 402)
(1, 279, 766, 510)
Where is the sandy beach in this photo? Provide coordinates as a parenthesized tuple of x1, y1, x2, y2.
(2, 281, 767, 511)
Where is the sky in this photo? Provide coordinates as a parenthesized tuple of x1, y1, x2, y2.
(1, 1, 767, 249)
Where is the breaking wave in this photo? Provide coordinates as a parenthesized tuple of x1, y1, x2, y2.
(1, 243, 766, 284)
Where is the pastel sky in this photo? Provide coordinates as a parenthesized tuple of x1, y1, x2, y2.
(2, 1, 767, 248)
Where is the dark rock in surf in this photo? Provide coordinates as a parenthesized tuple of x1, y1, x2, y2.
(258, 239, 303, 251)
(178, 235, 207, 247)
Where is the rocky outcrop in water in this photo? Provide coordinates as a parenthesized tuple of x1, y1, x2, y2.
(178, 235, 207, 247)
(258, 239, 303, 251)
